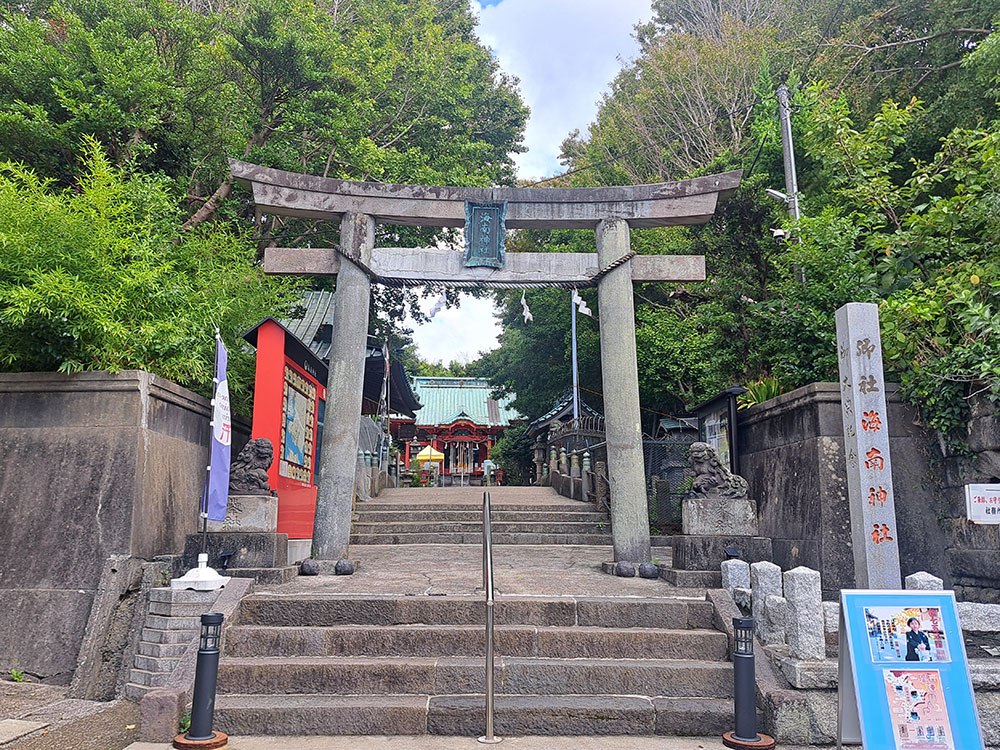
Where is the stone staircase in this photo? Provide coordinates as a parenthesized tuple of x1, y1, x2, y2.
(213, 591, 735, 736)
(124, 588, 220, 700)
(350, 486, 612, 545)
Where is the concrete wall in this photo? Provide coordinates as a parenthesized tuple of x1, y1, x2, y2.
(738, 383, 951, 599)
(0, 371, 249, 679)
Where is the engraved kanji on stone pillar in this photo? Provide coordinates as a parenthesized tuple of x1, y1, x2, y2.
(836, 302, 901, 589)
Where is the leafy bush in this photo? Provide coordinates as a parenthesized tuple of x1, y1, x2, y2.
(488, 423, 534, 486)
(738, 376, 786, 409)
(0, 139, 299, 409)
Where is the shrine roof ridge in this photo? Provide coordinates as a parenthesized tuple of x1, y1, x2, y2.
(230, 160, 743, 229)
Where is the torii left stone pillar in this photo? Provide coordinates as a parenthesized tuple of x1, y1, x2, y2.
(312, 212, 373, 560)
(230, 159, 742, 562)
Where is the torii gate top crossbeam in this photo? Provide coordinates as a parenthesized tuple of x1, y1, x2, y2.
(230, 160, 742, 229)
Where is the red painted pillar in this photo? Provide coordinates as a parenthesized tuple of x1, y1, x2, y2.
(251, 320, 286, 490)
(404, 440, 411, 466)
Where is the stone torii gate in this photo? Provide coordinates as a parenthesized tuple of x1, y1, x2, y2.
(230, 159, 742, 565)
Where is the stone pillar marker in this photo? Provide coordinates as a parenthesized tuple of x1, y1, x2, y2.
(835, 302, 901, 589)
(905, 571, 944, 590)
(784, 566, 825, 660)
(597, 218, 652, 564)
(721, 558, 750, 598)
(313, 212, 375, 560)
(750, 560, 782, 640)
(762, 595, 788, 646)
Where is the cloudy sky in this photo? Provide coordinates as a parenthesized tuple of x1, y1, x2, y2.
(408, 0, 653, 364)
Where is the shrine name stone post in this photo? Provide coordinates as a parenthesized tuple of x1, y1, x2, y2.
(230, 160, 742, 564)
(836, 302, 902, 589)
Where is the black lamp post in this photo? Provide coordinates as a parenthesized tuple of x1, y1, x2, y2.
(722, 617, 775, 750)
(174, 613, 228, 749)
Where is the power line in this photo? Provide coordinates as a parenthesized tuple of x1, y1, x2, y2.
(801, 0, 848, 82)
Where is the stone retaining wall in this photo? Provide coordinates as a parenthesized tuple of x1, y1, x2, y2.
(738, 383, 951, 598)
(0, 371, 249, 679)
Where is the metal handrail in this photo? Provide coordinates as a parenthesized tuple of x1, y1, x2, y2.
(478, 491, 501, 744)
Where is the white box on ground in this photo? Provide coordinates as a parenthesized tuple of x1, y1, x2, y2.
(966, 483, 1000, 523)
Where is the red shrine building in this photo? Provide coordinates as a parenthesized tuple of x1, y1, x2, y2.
(391, 377, 522, 484)
(242, 292, 421, 544)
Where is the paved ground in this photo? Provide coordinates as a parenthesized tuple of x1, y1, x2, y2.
(126, 736, 827, 749)
(260, 544, 687, 598)
(0, 682, 139, 749)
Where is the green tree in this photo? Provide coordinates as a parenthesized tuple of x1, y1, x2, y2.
(774, 81, 1000, 440)
(474, 229, 602, 420)
(0, 139, 298, 408)
(488, 423, 533, 486)
(0, 0, 529, 404)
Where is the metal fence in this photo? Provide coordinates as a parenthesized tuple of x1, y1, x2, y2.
(643, 438, 695, 535)
(544, 427, 695, 535)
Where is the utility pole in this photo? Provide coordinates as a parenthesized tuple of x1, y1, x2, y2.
(776, 84, 801, 222)
(570, 292, 580, 427)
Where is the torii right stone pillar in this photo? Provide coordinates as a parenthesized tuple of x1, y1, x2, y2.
(596, 218, 652, 563)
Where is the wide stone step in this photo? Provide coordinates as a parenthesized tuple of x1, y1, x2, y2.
(427, 694, 735, 737)
(237, 595, 713, 629)
(349, 532, 611, 545)
(357, 503, 595, 513)
(351, 521, 610, 534)
(224, 624, 728, 661)
(215, 694, 428, 736)
(216, 656, 733, 698)
(214, 693, 734, 737)
(355, 510, 611, 523)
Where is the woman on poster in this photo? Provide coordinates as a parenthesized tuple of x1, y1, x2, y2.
(905, 617, 932, 661)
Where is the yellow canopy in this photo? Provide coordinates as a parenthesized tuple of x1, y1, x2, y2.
(415, 445, 444, 462)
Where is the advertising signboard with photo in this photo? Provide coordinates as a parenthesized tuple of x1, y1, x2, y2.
(838, 590, 982, 749)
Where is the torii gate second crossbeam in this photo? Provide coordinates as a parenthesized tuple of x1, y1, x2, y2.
(230, 159, 742, 565)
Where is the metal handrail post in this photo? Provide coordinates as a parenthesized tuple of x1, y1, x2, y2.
(478, 490, 501, 744)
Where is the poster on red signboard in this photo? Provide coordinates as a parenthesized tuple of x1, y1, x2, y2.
(965, 483, 1000, 524)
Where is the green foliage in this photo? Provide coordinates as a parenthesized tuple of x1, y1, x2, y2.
(0, 0, 529, 400)
(487, 423, 533, 486)
(786, 86, 1000, 439)
(738, 376, 786, 409)
(882, 262, 1000, 443)
(0, 0, 528, 193)
(755, 209, 879, 386)
(476, 12, 1000, 448)
(179, 709, 190, 733)
(477, 235, 602, 419)
(8, 668, 25, 682)
(565, 17, 778, 184)
(0, 139, 298, 409)
(409, 458, 424, 486)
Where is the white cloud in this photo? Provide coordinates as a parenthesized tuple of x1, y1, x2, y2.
(406, 2, 651, 365)
(473, 0, 653, 180)
(407, 293, 501, 364)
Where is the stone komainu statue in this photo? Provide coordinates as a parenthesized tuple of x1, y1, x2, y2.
(229, 438, 274, 495)
(688, 441, 749, 499)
